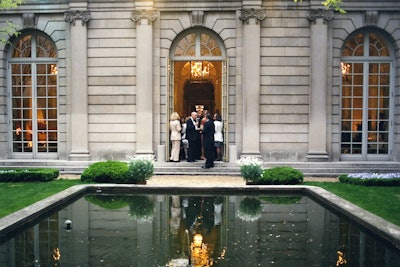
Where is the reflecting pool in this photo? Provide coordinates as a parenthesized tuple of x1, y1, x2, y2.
(1, 193, 400, 266)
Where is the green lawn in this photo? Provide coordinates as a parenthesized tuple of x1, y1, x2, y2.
(0, 179, 83, 218)
(305, 182, 400, 226)
(0, 180, 399, 227)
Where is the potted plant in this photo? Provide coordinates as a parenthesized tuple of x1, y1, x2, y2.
(128, 195, 155, 223)
(237, 156, 263, 184)
(127, 155, 155, 184)
(236, 196, 262, 222)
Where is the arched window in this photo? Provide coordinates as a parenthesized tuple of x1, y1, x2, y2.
(340, 29, 393, 159)
(171, 29, 224, 60)
(8, 31, 58, 157)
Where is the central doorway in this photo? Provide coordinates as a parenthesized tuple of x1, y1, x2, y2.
(173, 60, 221, 119)
(167, 28, 228, 162)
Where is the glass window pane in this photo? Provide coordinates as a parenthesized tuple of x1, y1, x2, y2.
(341, 30, 392, 156)
(12, 35, 32, 58)
(175, 34, 196, 57)
(10, 33, 58, 154)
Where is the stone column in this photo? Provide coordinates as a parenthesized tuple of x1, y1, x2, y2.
(306, 9, 333, 161)
(64, 8, 91, 161)
(131, 9, 158, 155)
(239, 8, 265, 157)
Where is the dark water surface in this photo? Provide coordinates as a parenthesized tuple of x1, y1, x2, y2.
(1, 193, 399, 267)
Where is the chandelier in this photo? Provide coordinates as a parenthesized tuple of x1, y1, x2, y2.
(191, 61, 209, 80)
(341, 62, 350, 76)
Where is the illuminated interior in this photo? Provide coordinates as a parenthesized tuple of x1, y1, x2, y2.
(340, 30, 391, 156)
(172, 30, 223, 118)
(10, 32, 58, 154)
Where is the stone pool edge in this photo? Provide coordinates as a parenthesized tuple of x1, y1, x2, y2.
(1, 184, 400, 250)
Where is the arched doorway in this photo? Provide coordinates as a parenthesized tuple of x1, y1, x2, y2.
(7, 31, 59, 159)
(340, 28, 394, 160)
(167, 28, 228, 161)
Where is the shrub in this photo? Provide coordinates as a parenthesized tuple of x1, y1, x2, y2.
(128, 196, 155, 223)
(236, 197, 262, 222)
(81, 161, 129, 183)
(237, 157, 263, 183)
(259, 166, 304, 185)
(339, 173, 400, 186)
(127, 155, 154, 182)
(0, 168, 59, 182)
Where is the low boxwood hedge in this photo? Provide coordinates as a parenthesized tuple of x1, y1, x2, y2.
(81, 161, 129, 183)
(0, 168, 59, 182)
(258, 166, 304, 185)
(338, 174, 400, 186)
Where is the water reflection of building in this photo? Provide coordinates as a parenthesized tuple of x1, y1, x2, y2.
(1, 195, 400, 266)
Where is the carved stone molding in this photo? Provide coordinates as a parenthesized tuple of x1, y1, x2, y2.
(191, 10, 204, 26)
(64, 10, 90, 26)
(131, 9, 158, 25)
(23, 13, 36, 28)
(239, 8, 266, 24)
(307, 9, 334, 24)
(364, 10, 379, 26)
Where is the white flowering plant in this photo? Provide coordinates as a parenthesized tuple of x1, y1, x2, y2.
(236, 197, 262, 222)
(237, 157, 263, 183)
(127, 155, 155, 182)
(339, 172, 400, 186)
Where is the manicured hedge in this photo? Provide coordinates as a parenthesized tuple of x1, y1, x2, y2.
(81, 161, 129, 183)
(338, 174, 400, 186)
(0, 168, 59, 182)
(258, 166, 304, 185)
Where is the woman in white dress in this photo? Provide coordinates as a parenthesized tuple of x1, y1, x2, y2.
(170, 112, 182, 162)
(213, 113, 223, 161)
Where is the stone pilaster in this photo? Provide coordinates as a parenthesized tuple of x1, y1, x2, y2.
(131, 9, 158, 155)
(65, 7, 91, 161)
(239, 8, 265, 158)
(306, 9, 333, 161)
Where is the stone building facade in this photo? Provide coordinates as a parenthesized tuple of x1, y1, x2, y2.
(0, 0, 399, 165)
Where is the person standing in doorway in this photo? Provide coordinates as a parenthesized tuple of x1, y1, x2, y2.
(213, 113, 223, 161)
(186, 112, 200, 162)
(202, 112, 215, 168)
(169, 112, 182, 162)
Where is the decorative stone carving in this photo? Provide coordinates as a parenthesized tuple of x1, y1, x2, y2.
(131, 9, 158, 25)
(191, 10, 204, 26)
(364, 10, 379, 26)
(23, 13, 36, 28)
(64, 10, 90, 26)
(239, 8, 266, 24)
(307, 9, 334, 24)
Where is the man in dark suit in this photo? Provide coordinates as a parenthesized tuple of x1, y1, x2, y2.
(186, 112, 200, 162)
(202, 113, 215, 168)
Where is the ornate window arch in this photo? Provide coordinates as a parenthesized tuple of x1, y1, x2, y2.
(340, 28, 394, 160)
(170, 28, 226, 60)
(8, 30, 58, 158)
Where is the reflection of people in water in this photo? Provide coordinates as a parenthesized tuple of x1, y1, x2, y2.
(184, 197, 215, 235)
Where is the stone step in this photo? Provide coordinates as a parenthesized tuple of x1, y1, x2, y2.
(1, 160, 399, 177)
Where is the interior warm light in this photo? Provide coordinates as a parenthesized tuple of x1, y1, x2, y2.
(191, 61, 209, 80)
(341, 62, 350, 75)
(51, 64, 58, 75)
(193, 234, 203, 248)
(52, 247, 61, 263)
(336, 250, 347, 266)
